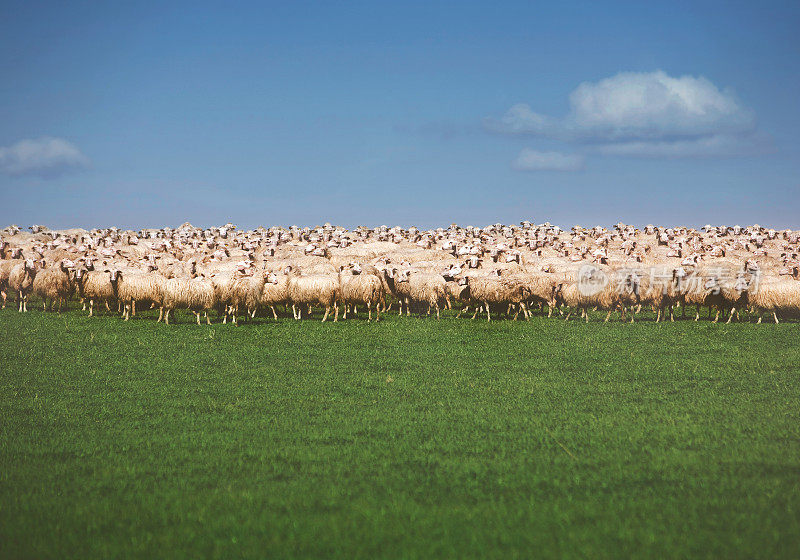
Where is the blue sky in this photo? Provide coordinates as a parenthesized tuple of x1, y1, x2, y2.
(1, 0, 798, 229)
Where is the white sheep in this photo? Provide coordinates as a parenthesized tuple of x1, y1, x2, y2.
(118, 271, 167, 321)
(8, 259, 39, 312)
(32, 259, 75, 312)
(286, 267, 339, 321)
(337, 265, 384, 321)
(162, 276, 216, 325)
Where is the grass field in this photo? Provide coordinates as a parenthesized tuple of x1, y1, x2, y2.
(1, 305, 799, 558)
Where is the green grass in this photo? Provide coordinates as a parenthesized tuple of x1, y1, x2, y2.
(1, 304, 799, 559)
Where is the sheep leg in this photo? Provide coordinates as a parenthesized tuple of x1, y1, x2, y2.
(292, 304, 298, 319)
(604, 310, 612, 323)
(471, 306, 479, 320)
(334, 302, 339, 322)
(343, 304, 348, 320)
(321, 306, 329, 322)
(270, 305, 277, 319)
(521, 302, 530, 321)
(726, 307, 735, 324)
(376, 302, 381, 321)
(1, 290, 5, 309)
(157, 307, 163, 322)
(713, 309, 720, 323)
(164, 309, 170, 324)
(105, 301, 110, 311)
(485, 302, 491, 322)
(584, 308, 589, 323)
(773, 311, 779, 324)
(436, 302, 440, 320)
(206, 312, 211, 325)
(565, 309, 572, 321)
(406, 298, 410, 317)
(132, 300, 136, 316)
(656, 307, 661, 322)
(368, 302, 372, 322)
(196, 311, 201, 325)
(757, 315, 763, 324)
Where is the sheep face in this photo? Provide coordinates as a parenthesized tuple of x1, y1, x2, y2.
(733, 276, 750, 292)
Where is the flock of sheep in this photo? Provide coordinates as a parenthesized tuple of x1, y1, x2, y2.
(1, 221, 799, 325)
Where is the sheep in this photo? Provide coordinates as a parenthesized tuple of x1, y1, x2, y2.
(556, 268, 616, 322)
(0, 244, 23, 260)
(0, 259, 22, 308)
(747, 278, 800, 323)
(460, 274, 530, 321)
(609, 268, 643, 322)
(680, 265, 741, 322)
(224, 271, 268, 325)
(639, 266, 686, 322)
(259, 271, 290, 319)
(556, 281, 591, 322)
(32, 259, 75, 312)
(444, 278, 469, 310)
(162, 276, 216, 325)
(211, 272, 238, 322)
(8, 259, 39, 312)
(75, 268, 121, 317)
(502, 271, 561, 318)
(392, 270, 447, 319)
(117, 271, 167, 321)
(286, 267, 339, 321)
(337, 265, 384, 321)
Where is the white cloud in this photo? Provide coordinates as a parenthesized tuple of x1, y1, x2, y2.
(591, 133, 772, 158)
(487, 71, 761, 159)
(0, 137, 89, 177)
(512, 149, 584, 171)
(490, 71, 755, 141)
(565, 71, 755, 140)
(487, 103, 559, 136)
